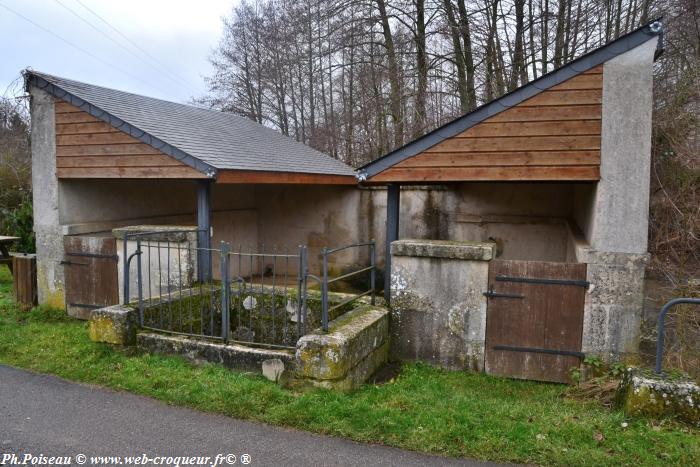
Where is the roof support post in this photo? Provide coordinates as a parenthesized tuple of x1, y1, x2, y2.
(197, 180, 212, 282)
(385, 183, 400, 304)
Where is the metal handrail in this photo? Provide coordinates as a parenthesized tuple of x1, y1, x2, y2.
(324, 241, 377, 255)
(655, 297, 700, 374)
(319, 240, 376, 332)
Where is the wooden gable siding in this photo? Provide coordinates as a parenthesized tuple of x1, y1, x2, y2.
(54, 100, 206, 179)
(371, 66, 603, 183)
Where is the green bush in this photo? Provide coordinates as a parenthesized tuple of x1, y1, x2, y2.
(0, 192, 34, 253)
(0, 95, 32, 253)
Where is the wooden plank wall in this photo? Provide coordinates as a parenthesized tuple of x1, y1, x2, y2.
(12, 254, 38, 311)
(54, 100, 206, 179)
(372, 66, 603, 182)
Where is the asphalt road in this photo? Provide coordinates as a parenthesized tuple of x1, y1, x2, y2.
(0, 365, 502, 467)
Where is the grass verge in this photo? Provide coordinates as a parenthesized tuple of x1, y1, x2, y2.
(0, 266, 697, 466)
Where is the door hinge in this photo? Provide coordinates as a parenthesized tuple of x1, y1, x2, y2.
(493, 345, 585, 359)
(60, 260, 88, 266)
(496, 275, 590, 288)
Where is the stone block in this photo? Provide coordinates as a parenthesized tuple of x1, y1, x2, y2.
(578, 248, 649, 360)
(262, 358, 286, 384)
(296, 305, 388, 380)
(310, 341, 389, 392)
(617, 369, 700, 426)
(391, 239, 495, 261)
(88, 305, 138, 345)
(295, 305, 389, 391)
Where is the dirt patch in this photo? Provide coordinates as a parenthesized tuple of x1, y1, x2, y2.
(367, 361, 402, 384)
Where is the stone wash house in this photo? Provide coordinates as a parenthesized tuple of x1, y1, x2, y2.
(26, 20, 663, 384)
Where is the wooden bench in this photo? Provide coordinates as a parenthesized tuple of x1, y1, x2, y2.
(0, 236, 19, 273)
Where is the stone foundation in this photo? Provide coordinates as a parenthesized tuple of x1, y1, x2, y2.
(89, 301, 390, 391)
(137, 332, 295, 372)
(389, 239, 494, 371)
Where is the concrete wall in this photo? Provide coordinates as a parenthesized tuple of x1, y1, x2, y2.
(574, 37, 658, 254)
(390, 239, 495, 371)
(38, 177, 582, 308)
(30, 88, 64, 308)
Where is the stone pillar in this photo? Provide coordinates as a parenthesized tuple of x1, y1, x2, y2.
(578, 247, 649, 361)
(30, 87, 65, 309)
(112, 225, 198, 304)
(589, 36, 658, 253)
(575, 37, 658, 362)
(389, 239, 495, 371)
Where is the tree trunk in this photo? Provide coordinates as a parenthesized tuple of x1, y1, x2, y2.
(443, 0, 470, 112)
(456, 0, 477, 109)
(414, 0, 428, 136)
(376, 0, 403, 149)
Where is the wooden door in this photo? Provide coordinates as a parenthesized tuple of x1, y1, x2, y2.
(484, 260, 587, 383)
(63, 235, 119, 319)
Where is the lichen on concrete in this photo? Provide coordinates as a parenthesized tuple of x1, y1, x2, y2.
(389, 248, 490, 371)
(616, 368, 700, 426)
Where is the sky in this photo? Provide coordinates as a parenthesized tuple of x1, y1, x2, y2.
(0, 0, 236, 104)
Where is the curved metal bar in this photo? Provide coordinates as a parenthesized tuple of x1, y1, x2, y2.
(656, 298, 700, 374)
(324, 241, 376, 255)
(123, 248, 141, 304)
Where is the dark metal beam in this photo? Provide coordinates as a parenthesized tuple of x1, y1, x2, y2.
(197, 180, 212, 281)
(384, 184, 400, 304)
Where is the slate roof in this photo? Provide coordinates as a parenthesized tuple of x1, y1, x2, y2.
(24, 71, 355, 178)
(357, 20, 664, 181)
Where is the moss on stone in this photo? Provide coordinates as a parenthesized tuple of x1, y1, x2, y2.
(617, 368, 700, 426)
(295, 305, 389, 382)
(88, 305, 137, 345)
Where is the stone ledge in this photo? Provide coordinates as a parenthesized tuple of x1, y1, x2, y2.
(137, 332, 295, 372)
(113, 225, 197, 242)
(575, 246, 650, 268)
(295, 305, 389, 386)
(89, 305, 138, 345)
(391, 239, 495, 261)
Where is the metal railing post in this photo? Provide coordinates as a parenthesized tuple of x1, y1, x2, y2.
(322, 247, 329, 332)
(220, 241, 231, 340)
(123, 233, 129, 304)
(370, 240, 376, 306)
(655, 297, 700, 374)
(296, 245, 304, 337)
(136, 238, 144, 326)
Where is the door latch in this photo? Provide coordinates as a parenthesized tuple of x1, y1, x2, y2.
(483, 288, 524, 299)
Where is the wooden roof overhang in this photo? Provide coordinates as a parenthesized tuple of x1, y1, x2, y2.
(27, 74, 355, 186)
(357, 21, 663, 186)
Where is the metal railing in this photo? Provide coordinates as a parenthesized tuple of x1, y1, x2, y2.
(224, 243, 306, 348)
(307, 241, 376, 332)
(123, 229, 376, 346)
(655, 297, 700, 374)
